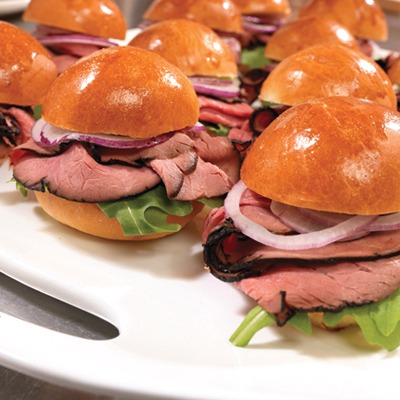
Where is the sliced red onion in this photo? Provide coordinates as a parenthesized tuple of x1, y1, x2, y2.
(189, 77, 240, 99)
(31, 119, 205, 150)
(37, 34, 118, 48)
(298, 208, 350, 226)
(225, 181, 377, 250)
(242, 15, 285, 26)
(271, 201, 370, 241)
(368, 213, 400, 231)
(242, 21, 278, 34)
(270, 201, 328, 233)
(307, 209, 400, 233)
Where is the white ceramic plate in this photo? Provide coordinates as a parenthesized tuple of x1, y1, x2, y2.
(0, 160, 398, 400)
(0, 0, 28, 16)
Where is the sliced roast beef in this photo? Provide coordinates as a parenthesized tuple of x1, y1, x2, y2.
(143, 130, 239, 200)
(203, 190, 400, 281)
(13, 142, 161, 202)
(198, 96, 253, 128)
(234, 256, 400, 325)
(358, 38, 374, 57)
(198, 96, 253, 129)
(200, 109, 248, 128)
(151, 157, 233, 200)
(44, 40, 115, 74)
(203, 188, 400, 325)
(12, 129, 240, 202)
(0, 106, 34, 160)
(191, 130, 240, 184)
(50, 53, 80, 74)
(220, 36, 242, 63)
(48, 42, 106, 58)
(198, 96, 255, 156)
(228, 123, 253, 144)
(198, 96, 254, 117)
(93, 130, 238, 200)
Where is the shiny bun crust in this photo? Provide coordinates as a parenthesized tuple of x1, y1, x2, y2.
(129, 19, 238, 79)
(0, 21, 57, 106)
(241, 96, 400, 215)
(35, 192, 204, 240)
(265, 16, 359, 61)
(259, 44, 397, 109)
(143, 0, 242, 34)
(388, 58, 400, 85)
(42, 46, 199, 139)
(233, 0, 291, 16)
(298, 0, 387, 41)
(23, 0, 126, 40)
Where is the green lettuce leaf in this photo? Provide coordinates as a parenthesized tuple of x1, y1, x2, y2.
(287, 312, 313, 335)
(10, 178, 28, 197)
(98, 185, 193, 236)
(230, 289, 400, 351)
(240, 46, 271, 69)
(230, 306, 312, 346)
(198, 196, 224, 209)
(201, 122, 230, 137)
(230, 305, 275, 346)
(33, 105, 42, 120)
(323, 289, 400, 351)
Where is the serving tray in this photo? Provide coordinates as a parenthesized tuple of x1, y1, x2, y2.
(0, 157, 399, 400)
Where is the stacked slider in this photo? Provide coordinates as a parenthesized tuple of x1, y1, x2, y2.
(202, 95, 400, 351)
(233, 0, 292, 70)
(10, 46, 240, 240)
(248, 44, 397, 137)
(142, 0, 243, 61)
(129, 18, 254, 157)
(23, 0, 127, 73)
(201, 1, 400, 351)
(241, 15, 361, 103)
(298, 0, 388, 56)
(0, 21, 57, 162)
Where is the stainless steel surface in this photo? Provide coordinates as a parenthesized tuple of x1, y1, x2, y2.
(0, 272, 118, 339)
(0, 1, 399, 399)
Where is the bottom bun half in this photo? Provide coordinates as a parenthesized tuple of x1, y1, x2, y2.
(35, 191, 204, 241)
(308, 312, 356, 331)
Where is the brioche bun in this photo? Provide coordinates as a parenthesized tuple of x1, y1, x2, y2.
(298, 0, 388, 41)
(129, 19, 237, 79)
(143, 0, 242, 34)
(388, 58, 400, 85)
(35, 192, 204, 241)
(259, 44, 397, 109)
(265, 16, 359, 61)
(33, 46, 202, 240)
(0, 21, 57, 106)
(308, 312, 357, 331)
(42, 46, 199, 139)
(241, 96, 400, 215)
(23, 0, 126, 40)
(233, 0, 291, 17)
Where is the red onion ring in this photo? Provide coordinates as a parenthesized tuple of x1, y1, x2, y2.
(368, 213, 400, 231)
(270, 201, 328, 233)
(242, 15, 285, 25)
(297, 208, 349, 226)
(31, 119, 205, 150)
(270, 201, 370, 241)
(225, 180, 378, 250)
(242, 21, 278, 34)
(189, 77, 240, 99)
(37, 34, 118, 48)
